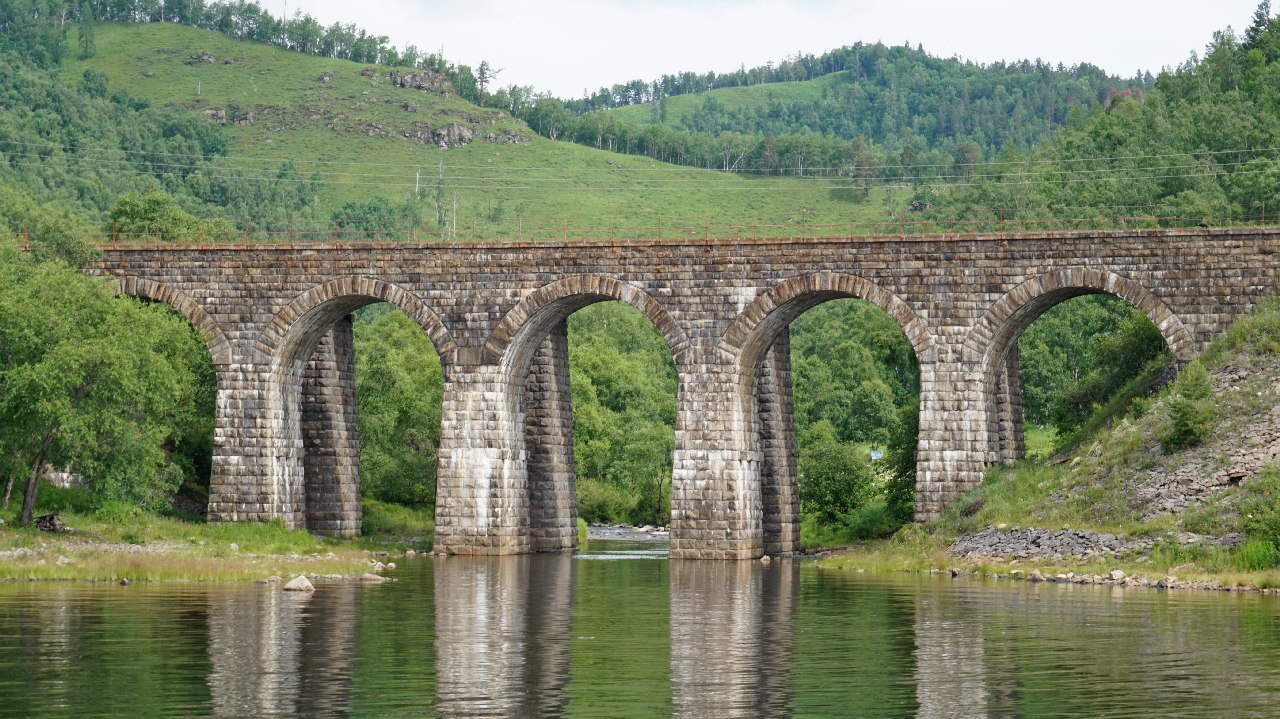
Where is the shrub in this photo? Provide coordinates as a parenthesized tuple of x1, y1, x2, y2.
(576, 477, 634, 524)
(1236, 539, 1280, 571)
(1160, 361, 1216, 451)
(798, 439, 876, 524)
(95, 500, 148, 526)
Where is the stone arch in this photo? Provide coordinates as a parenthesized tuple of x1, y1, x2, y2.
(256, 275, 455, 368)
(963, 266, 1195, 377)
(117, 275, 231, 367)
(963, 266, 1195, 467)
(485, 275, 690, 553)
(721, 271, 934, 375)
(485, 274, 690, 373)
(721, 271, 933, 555)
(256, 276, 454, 536)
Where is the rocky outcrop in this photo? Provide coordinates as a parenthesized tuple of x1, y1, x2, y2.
(399, 123, 526, 147)
(950, 525, 1244, 561)
(387, 70, 453, 97)
(485, 130, 527, 144)
(432, 123, 471, 148)
(201, 108, 254, 126)
(1131, 361, 1280, 517)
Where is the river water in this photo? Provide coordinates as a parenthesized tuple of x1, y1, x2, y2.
(1, 539, 1278, 718)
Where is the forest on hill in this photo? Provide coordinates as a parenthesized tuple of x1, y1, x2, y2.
(516, 44, 1147, 178)
(2, 0, 1278, 545)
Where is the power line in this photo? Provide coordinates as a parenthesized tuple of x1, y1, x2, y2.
(2, 137, 1279, 175)
(3, 146, 1274, 192)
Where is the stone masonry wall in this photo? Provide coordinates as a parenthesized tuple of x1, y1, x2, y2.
(300, 317, 361, 536)
(97, 226, 1280, 558)
(758, 335, 800, 555)
(995, 346, 1025, 465)
(523, 322, 577, 552)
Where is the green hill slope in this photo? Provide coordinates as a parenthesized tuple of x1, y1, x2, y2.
(65, 23, 897, 239)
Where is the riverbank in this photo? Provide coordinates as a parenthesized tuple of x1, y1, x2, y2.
(805, 297, 1280, 594)
(0, 496, 433, 583)
(811, 528, 1280, 594)
(586, 522, 670, 541)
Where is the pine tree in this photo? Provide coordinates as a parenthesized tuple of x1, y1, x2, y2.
(78, 3, 95, 59)
(1245, 0, 1273, 51)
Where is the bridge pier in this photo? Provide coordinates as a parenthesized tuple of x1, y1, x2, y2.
(523, 321, 578, 553)
(914, 352, 992, 520)
(207, 320, 363, 536)
(300, 318, 362, 536)
(207, 363, 283, 528)
(670, 364, 764, 560)
(995, 346, 1026, 465)
(433, 360, 533, 555)
(758, 335, 800, 556)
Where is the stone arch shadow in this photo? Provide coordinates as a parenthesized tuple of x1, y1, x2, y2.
(483, 275, 692, 552)
(720, 271, 934, 555)
(255, 276, 456, 536)
(962, 266, 1195, 467)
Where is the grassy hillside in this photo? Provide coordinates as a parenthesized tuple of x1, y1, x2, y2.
(67, 23, 900, 239)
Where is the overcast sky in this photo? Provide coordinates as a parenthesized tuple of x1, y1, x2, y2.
(285, 0, 1263, 98)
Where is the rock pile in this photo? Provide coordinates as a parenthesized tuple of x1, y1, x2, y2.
(951, 526, 1139, 560)
(950, 525, 1243, 561)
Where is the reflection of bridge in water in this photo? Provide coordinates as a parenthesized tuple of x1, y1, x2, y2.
(207, 583, 357, 716)
(94, 227, 1280, 557)
(4, 555, 1270, 716)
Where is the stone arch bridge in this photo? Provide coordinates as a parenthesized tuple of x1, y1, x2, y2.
(92, 227, 1280, 559)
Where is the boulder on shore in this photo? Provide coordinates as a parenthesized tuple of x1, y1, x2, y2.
(283, 575, 314, 592)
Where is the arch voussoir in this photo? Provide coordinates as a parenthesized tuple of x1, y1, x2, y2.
(721, 271, 933, 374)
(116, 275, 231, 367)
(255, 275, 455, 367)
(484, 275, 690, 367)
(963, 266, 1195, 372)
